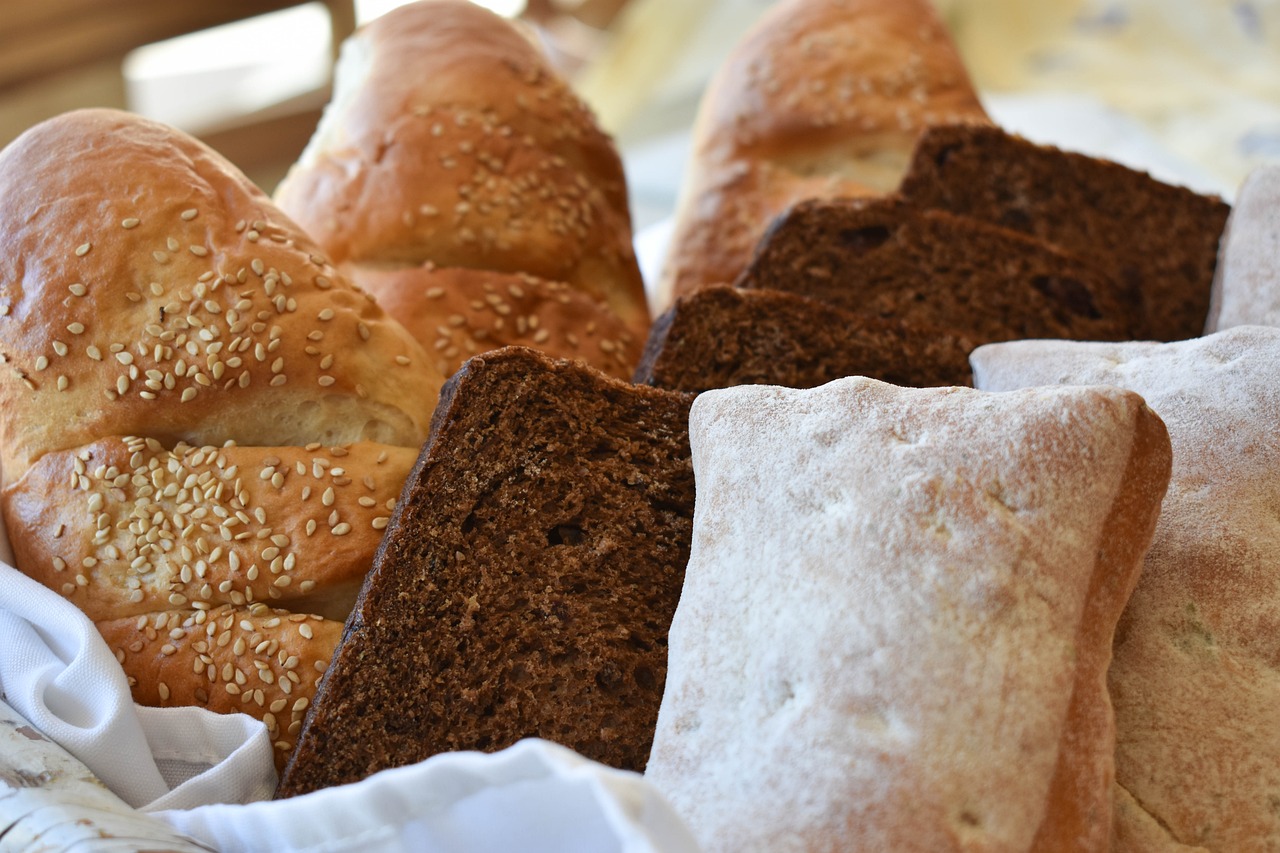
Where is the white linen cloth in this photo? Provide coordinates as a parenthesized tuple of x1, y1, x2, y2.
(0, 510, 699, 852)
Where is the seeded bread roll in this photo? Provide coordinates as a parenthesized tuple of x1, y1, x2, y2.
(274, 0, 650, 343)
(357, 265, 641, 381)
(0, 109, 444, 482)
(656, 0, 990, 308)
(0, 107, 443, 770)
(95, 604, 342, 767)
(2, 438, 417, 624)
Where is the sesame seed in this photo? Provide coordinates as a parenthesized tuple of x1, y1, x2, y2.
(190, 245, 209, 257)
(317, 309, 334, 321)
(75, 243, 91, 257)
(372, 516, 389, 530)
(332, 522, 352, 536)
(181, 208, 198, 221)
(67, 322, 85, 335)
(318, 376, 335, 387)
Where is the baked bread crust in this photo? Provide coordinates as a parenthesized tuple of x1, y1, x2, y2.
(2, 438, 416, 623)
(0, 108, 442, 481)
(356, 264, 640, 381)
(646, 377, 1170, 852)
(1206, 164, 1280, 332)
(972, 325, 1280, 850)
(656, 0, 989, 307)
(95, 603, 342, 762)
(274, 0, 649, 340)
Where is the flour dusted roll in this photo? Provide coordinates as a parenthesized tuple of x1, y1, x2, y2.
(274, 0, 650, 346)
(656, 0, 990, 307)
(0, 109, 444, 481)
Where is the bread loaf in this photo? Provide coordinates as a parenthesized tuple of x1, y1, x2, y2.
(0, 108, 443, 769)
(656, 0, 989, 308)
(900, 123, 1232, 341)
(738, 195, 1140, 344)
(358, 265, 641, 381)
(972, 325, 1280, 850)
(274, 0, 651, 356)
(277, 347, 695, 797)
(647, 377, 1171, 852)
(634, 284, 974, 392)
(0, 109, 442, 480)
(1206, 164, 1280, 332)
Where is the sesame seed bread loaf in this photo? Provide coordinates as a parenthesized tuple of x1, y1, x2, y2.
(95, 604, 342, 762)
(0, 108, 444, 481)
(634, 284, 974, 392)
(971, 325, 1280, 850)
(737, 195, 1141, 345)
(647, 377, 1171, 852)
(274, 0, 650, 346)
(900, 123, 1232, 341)
(357, 264, 641, 381)
(0, 107, 444, 770)
(655, 0, 990, 309)
(276, 347, 696, 797)
(2, 438, 417, 624)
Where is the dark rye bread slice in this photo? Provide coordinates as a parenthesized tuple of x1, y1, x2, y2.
(276, 347, 695, 798)
(737, 195, 1141, 346)
(899, 123, 1231, 341)
(634, 284, 975, 393)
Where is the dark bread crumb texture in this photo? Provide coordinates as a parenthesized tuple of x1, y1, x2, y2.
(900, 123, 1232, 341)
(738, 195, 1143, 345)
(634, 284, 975, 393)
(277, 347, 695, 797)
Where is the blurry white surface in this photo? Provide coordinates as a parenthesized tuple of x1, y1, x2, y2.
(982, 92, 1235, 200)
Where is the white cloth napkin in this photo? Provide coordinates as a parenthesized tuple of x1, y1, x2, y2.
(0, 515, 699, 851)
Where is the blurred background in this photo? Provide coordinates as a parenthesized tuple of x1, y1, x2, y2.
(2, 0, 1277, 232)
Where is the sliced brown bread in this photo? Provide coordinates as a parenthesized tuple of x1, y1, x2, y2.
(737, 195, 1141, 346)
(634, 285, 975, 393)
(900, 123, 1232, 341)
(275, 347, 696, 798)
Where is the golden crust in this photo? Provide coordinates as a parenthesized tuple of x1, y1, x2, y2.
(657, 0, 989, 307)
(274, 0, 650, 340)
(0, 108, 445, 481)
(355, 264, 641, 381)
(2, 438, 417, 623)
(96, 603, 342, 771)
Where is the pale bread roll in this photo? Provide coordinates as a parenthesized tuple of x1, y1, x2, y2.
(0, 109, 443, 482)
(274, 0, 650, 344)
(1206, 164, 1280, 333)
(971, 325, 1280, 850)
(656, 0, 990, 308)
(646, 377, 1170, 852)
